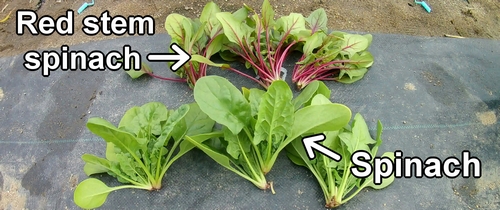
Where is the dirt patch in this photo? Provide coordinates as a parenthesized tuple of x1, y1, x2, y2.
(0, 0, 499, 57)
(0, 174, 27, 210)
(404, 83, 416, 91)
(476, 111, 497, 125)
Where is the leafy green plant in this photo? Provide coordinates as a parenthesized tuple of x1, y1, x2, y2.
(292, 8, 374, 89)
(74, 102, 218, 209)
(215, 0, 309, 88)
(286, 113, 394, 208)
(164, 2, 230, 88)
(184, 75, 352, 192)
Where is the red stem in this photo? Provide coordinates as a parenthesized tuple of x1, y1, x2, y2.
(144, 71, 186, 82)
(226, 67, 267, 88)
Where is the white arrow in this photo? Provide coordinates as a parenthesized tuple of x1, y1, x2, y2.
(146, 43, 191, 72)
(302, 134, 342, 161)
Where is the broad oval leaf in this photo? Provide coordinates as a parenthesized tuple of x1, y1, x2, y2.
(277, 13, 306, 38)
(184, 103, 216, 136)
(74, 178, 113, 209)
(292, 80, 331, 111)
(306, 8, 328, 33)
(87, 118, 141, 154)
(261, 0, 275, 28)
(253, 80, 294, 145)
(194, 76, 252, 134)
(82, 154, 111, 176)
(216, 12, 252, 44)
(350, 51, 374, 68)
(289, 103, 352, 141)
(165, 13, 188, 42)
(340, 34, 369, 57)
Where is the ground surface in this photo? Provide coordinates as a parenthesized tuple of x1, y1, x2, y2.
(0, 0, 499, 57)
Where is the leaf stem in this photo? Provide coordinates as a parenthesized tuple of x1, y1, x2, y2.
(143, 71, 187, 82)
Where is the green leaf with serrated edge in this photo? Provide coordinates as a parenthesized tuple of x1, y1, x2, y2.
(184, 103, 215, 136)
(165, 13, 188, 42)
(191, 54, 230, 69)
(253, 80, 294, 148)
(150, 105, 190, 173)
(340, 34, 369, 57)
(261, 0, 275, 28)
(74, 178, 114, 209)
(118, 102, 168, 136)
(194, 76, 252, 134)
(306, 8, 328, 33)
(116, 153, 141, 182)
(216, 12, 252, 44)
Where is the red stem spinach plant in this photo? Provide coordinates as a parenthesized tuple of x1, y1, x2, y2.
(216, 0, 308, 88)
(164, 2, 229, 88)
(291, 8, 374, 89)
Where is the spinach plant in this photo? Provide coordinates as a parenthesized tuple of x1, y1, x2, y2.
(215, 0, 309, 88)
(184, 75, 352, 192)
(164, 2, 230, 88)
(292, 8, 374, 89)
(74, 102, 218, 209)
(286, 113, 394, 208)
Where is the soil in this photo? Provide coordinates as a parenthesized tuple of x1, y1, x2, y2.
(0, 0, 499, 57)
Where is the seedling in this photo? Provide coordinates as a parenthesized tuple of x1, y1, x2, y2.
(287, 113, 395, 208)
